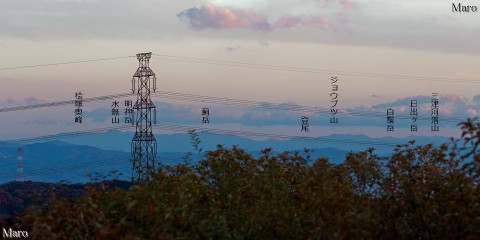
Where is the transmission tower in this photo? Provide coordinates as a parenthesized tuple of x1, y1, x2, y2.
(131, 52, 157, 182)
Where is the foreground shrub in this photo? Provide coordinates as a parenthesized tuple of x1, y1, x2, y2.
(13, 120, 480, 239)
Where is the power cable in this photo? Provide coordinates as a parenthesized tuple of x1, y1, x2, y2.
(152, 54, 480, 84)
(0, 90, 471, 123)
(0, 123, 425, 149)
(0, 53, 477, 83)
(0, 56, 135, 71)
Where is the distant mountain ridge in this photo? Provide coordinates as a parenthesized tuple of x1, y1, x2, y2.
(0, 132, 451, 183)
(0, 141, 349, 184)
(36, 131, 450, 153)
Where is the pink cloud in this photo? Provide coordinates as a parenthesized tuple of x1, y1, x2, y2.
(467, 108, 478, 116)
(177, 4, 272, 32)
(439, 106, 453, 115)
(446, 94, 459, 102)
(178, 4, 337, 32)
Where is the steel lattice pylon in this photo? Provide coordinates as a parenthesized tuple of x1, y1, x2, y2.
(131, 52, 157, 182)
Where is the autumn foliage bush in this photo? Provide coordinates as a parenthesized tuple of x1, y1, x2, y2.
(12, 119, 480, 239)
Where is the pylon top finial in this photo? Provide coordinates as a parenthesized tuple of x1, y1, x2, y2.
(136, 52, 152, 60)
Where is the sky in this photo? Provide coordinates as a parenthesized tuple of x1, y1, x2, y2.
(0, 0, 479, 142)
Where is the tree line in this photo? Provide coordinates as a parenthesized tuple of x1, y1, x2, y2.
(2, 119, 479, 239)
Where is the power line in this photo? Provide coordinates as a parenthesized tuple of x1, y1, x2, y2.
(153, 123, 399, 147)
(0, 124, 463, 181)
(0, 122, 426, 149)
(0, 125, 132, 147)
(0, 92, 131, 113)
(0, 52, 474, 182)
(0, 121, 456, 177)
(0, 53, 478, 84)
(3, 119, 465, 182)
(0, 128, 463, 181)
(154, 91, 472, 122)
(0, 90, 472, 123)
(0, 56, 135, 71)
(151, 54, 480, 84)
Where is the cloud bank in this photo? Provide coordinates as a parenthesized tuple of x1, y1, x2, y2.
(76, 95, 480, 128)
(1, 0, 478, 53)
(177, 4, 338, 32)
